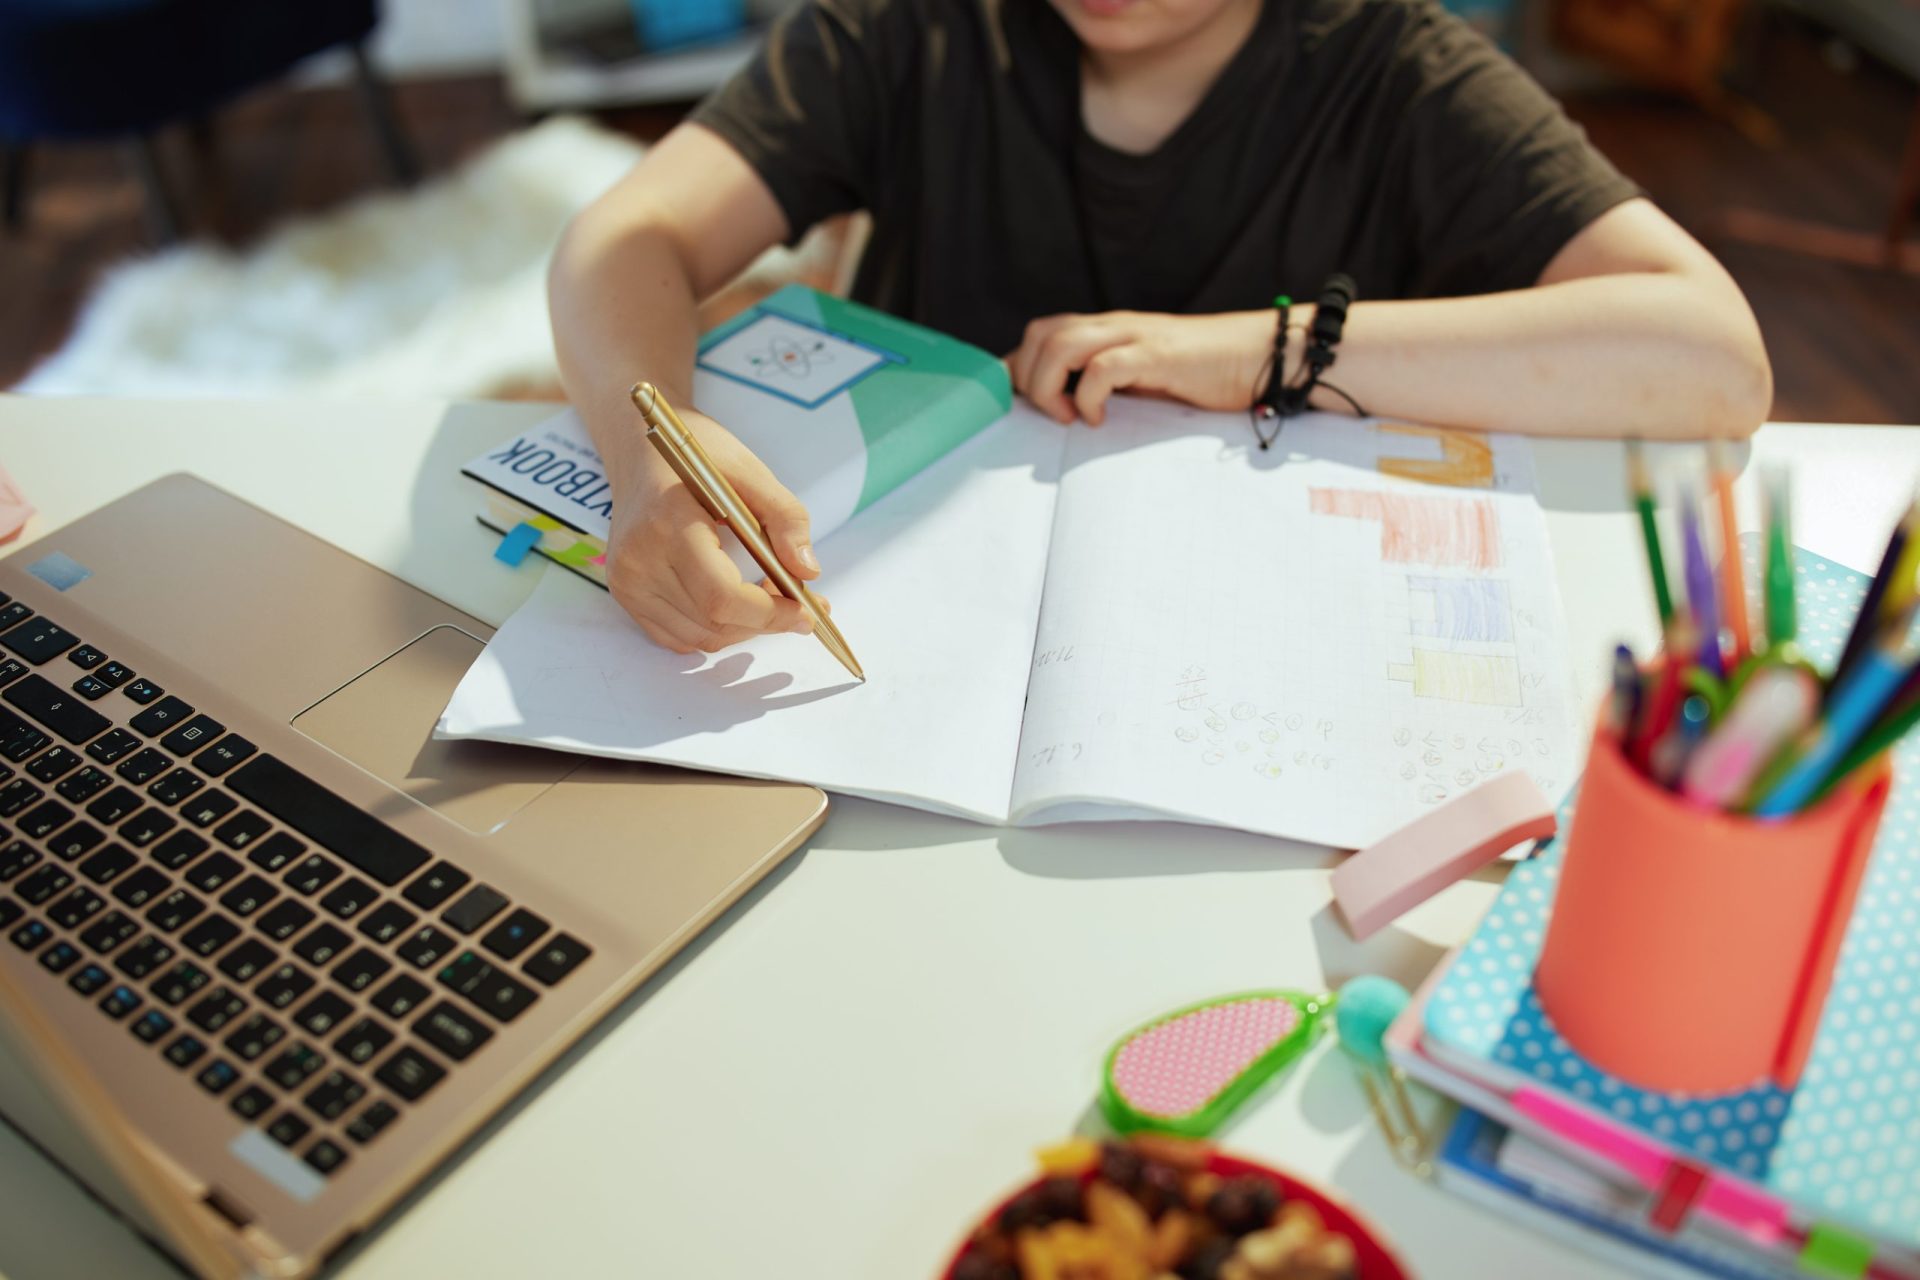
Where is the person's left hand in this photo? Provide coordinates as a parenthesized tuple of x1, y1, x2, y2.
(1007, 309, 1280, 426)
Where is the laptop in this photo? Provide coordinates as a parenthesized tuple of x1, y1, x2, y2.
(0, 472, 828, 1277)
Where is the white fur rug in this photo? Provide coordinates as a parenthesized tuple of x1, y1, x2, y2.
(19, 117, 748, 399)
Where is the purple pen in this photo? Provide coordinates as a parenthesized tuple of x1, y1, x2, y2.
(1681, 489, 1721, 677)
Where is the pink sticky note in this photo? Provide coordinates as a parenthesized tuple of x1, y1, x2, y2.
(1331, 770, 1557, 941)
(0, 466, 33, 545)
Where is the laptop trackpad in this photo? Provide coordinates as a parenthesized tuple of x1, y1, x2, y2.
(292, 625, 577, 835)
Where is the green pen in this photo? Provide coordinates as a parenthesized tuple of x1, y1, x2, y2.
(1764, 467, 1796, 651)
(1628, 441, 1675, 627)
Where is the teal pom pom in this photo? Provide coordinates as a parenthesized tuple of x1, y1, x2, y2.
(1334, 976, 1411, 1068)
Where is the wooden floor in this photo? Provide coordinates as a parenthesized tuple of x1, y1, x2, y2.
(2, 17, 1915, 421)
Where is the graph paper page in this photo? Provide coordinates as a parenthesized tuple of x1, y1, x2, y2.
(1007, 403, 1576, 849)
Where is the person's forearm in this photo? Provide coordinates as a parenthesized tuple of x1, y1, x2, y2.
(548, 204, 703, 500)
(1299, 272, 1772, 439)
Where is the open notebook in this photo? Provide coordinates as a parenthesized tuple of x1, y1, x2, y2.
(437, 401, 1577, 849)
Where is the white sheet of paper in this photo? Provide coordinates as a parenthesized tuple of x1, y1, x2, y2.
(436, 407, 1066, 822)
(1005, 402, 1575, 848)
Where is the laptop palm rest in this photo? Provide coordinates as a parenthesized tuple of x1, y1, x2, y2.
(291, 625, 576, 836)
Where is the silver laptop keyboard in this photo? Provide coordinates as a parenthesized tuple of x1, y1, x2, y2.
(0, 594, 591, 1183)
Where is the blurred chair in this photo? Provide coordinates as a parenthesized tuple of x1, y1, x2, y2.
(0, 0, 418, 241)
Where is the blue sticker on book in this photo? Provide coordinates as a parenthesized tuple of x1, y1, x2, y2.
(26, 551, 90, 591)
(493, 522, 543, 567)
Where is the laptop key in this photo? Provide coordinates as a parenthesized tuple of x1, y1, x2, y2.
(4, 675, 111, 744)
(55, 766, 112, 804)
(183, 851, 241, 893)
(230, 1085, 273, 1120)
(181, 915, 241, 959)
(336, 1018, 395, 1069)
(332, 948, 390, 995)
(0, 604, 28, 630)
(219, 874, 278, 917)
(293, 991, 353, 1038)
(116, 749, 172, 787)
(145, 889, 206, 933)
(0, 778, 43, 817)
(227, 754, 433, 888)
(112, 866, 170, 909)
(292, 924, 349, 967)
(192, 734, 256, 778)
(46, 820, 104, 862)
(0, 728, 47, 763)
(129, 696, 194, 738)
(72, 676, 111, 702)
(345, 1100, 398, 1145)
(130, 1010, 174, 1043)
(285, 854, 341, 897)
(187, 987, 247, 1034)
(356, 901, 415, 946)
(0, 840, 39, 880)
(256, 899, 314, 943)
(160, 715, 224, 757)
(480, 908, 548, 961)
(217, 939, 276, 984)
(396, 925, 455, 969)
(79, 910, 139, 954)
(163, 1034, 208, 1068)
(122, 679, 163, 706)
(468, 969, 537, 1023)
(95, 661, 134, 689)
(182, 791, 240, 830)
(38, 941, 81, 973)
(372, 1044, 443, 1101)
(151, 960, 209, 1005)
(303, 1071, 365, 1123)
(265, 1042, 326, 1091)
(369, 974, 429, 1021)
(224, 1013, 285, 1062)
(47, 887, 105, 929)
(151, 829, 209, 871)
(266, 1113, 310, 1148)
(0, 618, 79, 664)
(98, 984, 143, 1021)
(78, 844, 135, 885)
(26, 746, 81, 783)
(256, 963, 315, 1011)
(436, 950, 490, 999)
(401, 862, 469, 911)
(196, 1060, 240, 1096)
(319, 877, 375, 921)
(523, 934, 591, 987)
(17, 864, 72, 905)
(245, 831, 302, 871)
(67, 646, 106, 671)
(115, 937, 174, 980)
(0, 658, 25, 686)
(85, 730, 140, 766)
(440, 885, 507, 935)
(17, 800, 71, 842)
(213, 810, 270, 851)
(147, 769, 203, 807)
(303, 1139, 349, 1177)
(119, 808, 175, 848)
(414, 1001, 492, 1062)
(85, 786, 141, 825)
(8, 918, 50, 951)
(68, 963, 111, 996)
(1, 895, 28, 929)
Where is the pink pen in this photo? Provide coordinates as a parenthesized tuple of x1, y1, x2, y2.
(1680, 666, 1819, 808)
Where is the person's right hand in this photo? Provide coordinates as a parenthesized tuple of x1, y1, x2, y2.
(604, 406, 825, 655)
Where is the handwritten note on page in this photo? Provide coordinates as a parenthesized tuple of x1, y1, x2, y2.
(437, 408, 1065, 822)
(1005, 403, 1575, 849)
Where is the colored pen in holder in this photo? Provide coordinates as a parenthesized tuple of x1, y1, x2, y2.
(1535, 720, 1891, 1095)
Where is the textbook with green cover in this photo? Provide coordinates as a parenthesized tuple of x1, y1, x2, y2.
(462, 285, 1012, 582)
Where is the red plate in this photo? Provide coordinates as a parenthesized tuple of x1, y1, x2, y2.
(942, 1147, 1413, 1279)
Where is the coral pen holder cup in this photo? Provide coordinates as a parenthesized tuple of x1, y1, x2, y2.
(1535, 723, 1890, 1095)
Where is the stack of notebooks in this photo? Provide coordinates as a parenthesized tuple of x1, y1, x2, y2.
(1392, 545, 1920, 1280)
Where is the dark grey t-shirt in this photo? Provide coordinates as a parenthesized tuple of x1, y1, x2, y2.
(693, 0, 1639, 354)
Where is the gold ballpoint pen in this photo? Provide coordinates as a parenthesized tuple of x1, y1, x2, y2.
(630, 381, 865, 682)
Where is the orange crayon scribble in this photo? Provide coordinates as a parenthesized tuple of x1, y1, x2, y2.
(1308, 488, 1503, 571)
(1375, 422, 1495, 489)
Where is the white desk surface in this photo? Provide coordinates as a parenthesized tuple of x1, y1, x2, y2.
(1, 394, 1916, 1280)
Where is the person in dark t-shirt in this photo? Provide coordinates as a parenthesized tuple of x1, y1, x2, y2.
(549, 0, 1771, 655)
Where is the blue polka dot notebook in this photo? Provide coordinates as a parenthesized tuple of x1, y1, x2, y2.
(1423, 544, 1920, 1249)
